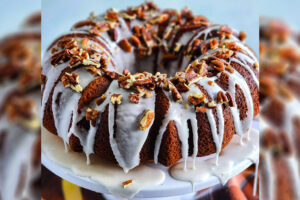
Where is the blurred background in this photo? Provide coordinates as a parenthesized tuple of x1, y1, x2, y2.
(0, 0, 41, 200)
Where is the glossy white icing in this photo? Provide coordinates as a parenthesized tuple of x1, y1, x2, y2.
(169, 128, 259, 186)
(42, 128, 165, 199)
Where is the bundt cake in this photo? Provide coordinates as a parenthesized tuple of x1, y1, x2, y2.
(42, 2, 259, 172)
(260, 19, 300, 200)
(0, 12, 41, 200)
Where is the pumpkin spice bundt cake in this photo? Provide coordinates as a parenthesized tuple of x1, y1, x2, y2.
(42, 2, 259, 172)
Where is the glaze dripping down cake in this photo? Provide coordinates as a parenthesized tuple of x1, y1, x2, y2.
(42, 2, 259, 172)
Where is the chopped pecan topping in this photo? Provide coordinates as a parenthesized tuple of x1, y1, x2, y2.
(82, 38, 89, 48)
(110, 94, 123, 104)
(86, 108, 99, 127)
(136, 86, 152, 98)
(209, 39, 218, 49)
(120, 11, 136, 20)
(207, 101, 217, 108)
(195, 106, 207, 113)
(129, 93, 140, 104)
(68, 56, 81, 67)
(149, 13, 169, 24)
(216, 91, 228, 104)
(100, 57, 108, 69)
(96, 94, 107, 105)
(123, 68, 130, 75)
(170, 76, 190, 92)
(105, 9, 119, 21)
(129, 35, 141, 47)
(208, 80, 214, 86)
(226, 42, 239, 51)
(51, 47, 58, 54)
(139, 109, 154, 130)
(133, 78, 155, 91)
(185, 60, 208, 84)
(118, 39, 132, 52)
(57, 38, 78, 49)
(118, 75, 133, 89)
(51, 49, 71, 66)
(220, 25, 233, 34)
(86, 65, 102, 76)
(105, 70, 120, 79)
(132, 26, 141, 37)
(61, 72, 83, 92)
(169, 83, 183, 103)
(89, 27, 101, 36)
(108, 28, 118, 41)
(225, 65, 234, 73)
(211, 59, 225, 72)
(219, 25, 233, 39)
(188, 92, 205, 105)
(122, 180, 133, 188)
(238, 31, 247, 42)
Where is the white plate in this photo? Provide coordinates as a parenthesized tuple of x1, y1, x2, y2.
(42, 121, 259, 198)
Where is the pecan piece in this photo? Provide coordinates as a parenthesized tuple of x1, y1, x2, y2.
(225, 65, 234, 73)
(211, 59, 225, 72)
(188, 92, 205, 105)
(238, 31, 247, 42)
(209, 39, 218, 49)
(136, 86, 152, 98)
(129, 93, 140, 104)
(139, 109, 154, 130)
(89, 27, 101, 36)
(100, 57, 108, 69)
(122, 180, 133, 188)
(207, 101, 217, 108)
(86, 108, 99, 127)
(51, 49, 71, 66)
(208, 80, 214, 86)
(149, 13, 169, 24)
(57, 38, 77, 49)
(170, 84, 183, 103)
(132, 26, 141, 37)
(105, 9, 119, 21)
(110, 94, 123, 104)
(108, 28, 118, 41)
(129, 35, 141, 47)
(195, 106, 207, 113)
(118, 39, 132, 52)
(61, 72, 82, 92)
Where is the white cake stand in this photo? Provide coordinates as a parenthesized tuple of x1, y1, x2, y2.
(42, 121, 259, 199)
